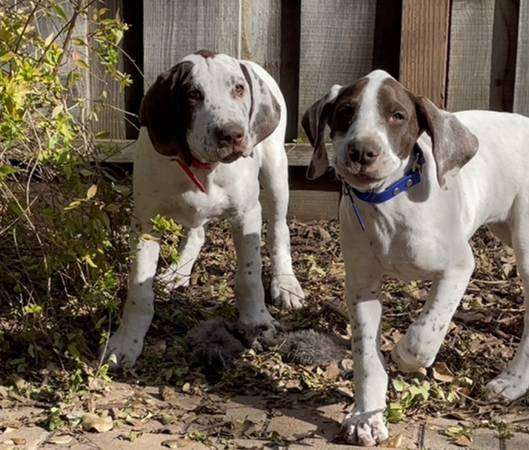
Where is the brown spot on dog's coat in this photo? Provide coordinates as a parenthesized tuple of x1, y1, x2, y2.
(376, 78, 420, 160)
(195, 49, 217, 58)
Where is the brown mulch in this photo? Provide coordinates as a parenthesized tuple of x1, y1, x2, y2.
(1, 219, 528, 440)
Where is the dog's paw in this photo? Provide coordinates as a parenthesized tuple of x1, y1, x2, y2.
(270, 274, 305, 310)
(341, 411, 388, 447)
(103, 331, 144, 369)
(391, 339, 434, 373)
(486, 373, 529, 402)
(237, 313, 279, 348)
(157, 269, 190, 293)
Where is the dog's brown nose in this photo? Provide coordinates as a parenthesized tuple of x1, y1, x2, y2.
(215, 124, 245, 149)
(348, 141, 380, 166)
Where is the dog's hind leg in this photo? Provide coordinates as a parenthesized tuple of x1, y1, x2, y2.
(157, 225, 205, 292)
(104, 218, 161, 367)
(259, 140, 305, 309)
(487, 199, 529, 401)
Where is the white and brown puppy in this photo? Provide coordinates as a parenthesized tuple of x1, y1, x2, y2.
(105, 50, 305, 368)
(303, 69, 529, 446)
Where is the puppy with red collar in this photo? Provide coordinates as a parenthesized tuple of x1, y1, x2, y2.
(105, 50, 305, 368)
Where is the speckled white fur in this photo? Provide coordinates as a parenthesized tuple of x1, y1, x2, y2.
(105, 57, 304, 368)
(328, 70, 529, 445)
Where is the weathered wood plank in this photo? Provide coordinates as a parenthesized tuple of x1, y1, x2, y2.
(280, 0, 301, 141)
(143, 0, 240, 88)
(298, 0, 376, 135)
(372, 0, 402, 77)
(240, 0, 281, 82)
(514, 0, 529, 115)
(89, 0, 126, 139)
(122, 0, 144, 139)
(35, 1, 90, 114)
(95, 140, 332, 168)
(447, 0, 496, 111)
(283, 190, 339, 221)
(400, 0, 450, 107)
(489, 0, 519, 111)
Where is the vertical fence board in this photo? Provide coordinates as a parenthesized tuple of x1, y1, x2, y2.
(122, 0, 144, 139)
(447, 0, 496, 111)
(373, 0, 402, 78)
(400, 0, 450, 107)
(514, 0, 529, 115)
(35, 1, 90, 115)
(241, 0, 281, 82)
(489, 0, 519, 111)
(143, 0, 240, 89)
(280, 0, 301, 141)
(89, 0, 126, 139)
(298, 0, 376, 135)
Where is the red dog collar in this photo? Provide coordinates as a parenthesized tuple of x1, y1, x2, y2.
(174, 157, 215, 193)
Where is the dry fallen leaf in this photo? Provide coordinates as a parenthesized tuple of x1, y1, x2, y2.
(432, 362, 454, 383)
(47, 435, 73, 445)
(162, 438, 194, 448)
(11, 437, 26, 445)
(81, 413, 113, 433)
(454, 435, 472, 447)
(384, 433, 404, 448)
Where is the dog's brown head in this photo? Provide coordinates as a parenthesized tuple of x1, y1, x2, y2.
(140, 51, 281, 165)
(302, 70, 478, 189)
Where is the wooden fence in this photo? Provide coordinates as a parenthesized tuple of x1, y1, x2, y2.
(87, 0, 529, 221)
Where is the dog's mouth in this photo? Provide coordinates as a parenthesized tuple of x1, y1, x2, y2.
(352, 171, 383, 185)
(221, 152, 242, 163)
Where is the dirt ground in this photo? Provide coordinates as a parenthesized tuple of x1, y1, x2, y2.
(2, 220, 529, 448)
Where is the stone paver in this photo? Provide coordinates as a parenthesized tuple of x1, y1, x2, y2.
(423, 424, 499, 450)
(503, 432, 529, 450)
(266, 411, 318, 440)
(4, 402, 529, 449)
(0, 426, 49, 450)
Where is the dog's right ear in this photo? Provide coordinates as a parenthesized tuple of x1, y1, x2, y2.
(301, 85, 342, 180)
(139, 61, 194, 158)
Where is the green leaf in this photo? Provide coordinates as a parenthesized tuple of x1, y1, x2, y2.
(52, 3, 68, 21)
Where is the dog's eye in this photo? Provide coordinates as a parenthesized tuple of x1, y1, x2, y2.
(391, 111, 406, 122)
(234, 83, 245, 97)
(336, 106, 354, 129)
(188, 89, 203, 100)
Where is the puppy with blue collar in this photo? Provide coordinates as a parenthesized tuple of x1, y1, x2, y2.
(304, 69, 529, 446)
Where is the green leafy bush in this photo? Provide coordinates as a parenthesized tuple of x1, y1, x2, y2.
(0, 0, 134, 379)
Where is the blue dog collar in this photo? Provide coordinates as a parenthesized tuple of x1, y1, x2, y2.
(342, 149, 425, 231)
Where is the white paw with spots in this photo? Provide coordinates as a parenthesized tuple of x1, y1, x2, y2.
(391, 343, 426, 373)
(157, 268, 190, 293)
(486, 372, 529, 401)
(392, 332, 438, 373)
(103, 329, 144, 369)
(341, 411, 389, 447)
(270, 274, 305, 309)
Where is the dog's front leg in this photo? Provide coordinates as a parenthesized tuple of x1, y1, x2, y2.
(104, 220, 160, 367)
(157, 225, 206, 292)
(393, 248, 475, 372)
(342, 270, 388, 447)
(259, 143, 305, 310)
(231, 204, 276, 340)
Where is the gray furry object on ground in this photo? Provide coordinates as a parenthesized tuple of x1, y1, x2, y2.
(186, 318, 347, 378)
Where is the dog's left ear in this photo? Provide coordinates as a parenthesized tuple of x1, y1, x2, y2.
(239, 62, 281, 146)
(415, 96, 479, 188)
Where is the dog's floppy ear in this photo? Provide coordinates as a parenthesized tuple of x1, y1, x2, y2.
(415, 96, 478, 188)
(239, 62, 281, 146)
(301, 85, 342, 180)
(139, 61, 194, 158)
